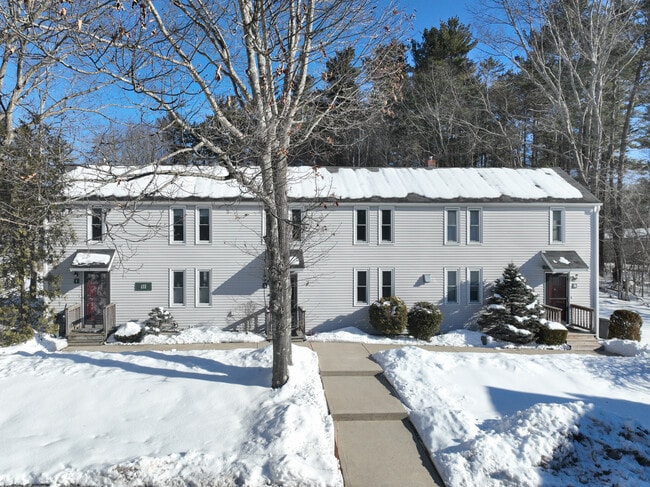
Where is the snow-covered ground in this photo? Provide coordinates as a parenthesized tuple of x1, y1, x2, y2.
(374, 347, 650, 486)
(1, 293, 649, 486)
(0, 338, 341, 486)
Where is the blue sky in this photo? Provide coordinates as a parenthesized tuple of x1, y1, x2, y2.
(400, 0, 474, 40)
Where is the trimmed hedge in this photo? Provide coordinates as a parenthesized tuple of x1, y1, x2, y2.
(608, 309, 642, 341)
(407, 302, 443, 341)
(537, 324, 568, 346)
(369, 296, 407, 335)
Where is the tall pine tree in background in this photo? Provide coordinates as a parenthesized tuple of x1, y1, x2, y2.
(477, 263, 543, 344)
(0, 124, 72, 345)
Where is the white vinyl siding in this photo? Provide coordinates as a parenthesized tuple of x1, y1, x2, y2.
(196, 207, 211, 243)
(468, 208, 482, 244)
(551, 208, 565, 244)
(445, 208, 459, 244)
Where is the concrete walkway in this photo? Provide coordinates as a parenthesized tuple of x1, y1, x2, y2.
(306, 342, 444, 487)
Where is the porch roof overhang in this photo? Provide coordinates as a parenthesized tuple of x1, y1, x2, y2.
(540, 250, 588, 273)
(70, 249, 116, 272)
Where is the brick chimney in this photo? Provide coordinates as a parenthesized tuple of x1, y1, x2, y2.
(426, 156, 438, 168)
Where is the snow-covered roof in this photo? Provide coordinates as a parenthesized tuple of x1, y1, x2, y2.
(70, 249, 115, 271)
(65, 165, 598, 204)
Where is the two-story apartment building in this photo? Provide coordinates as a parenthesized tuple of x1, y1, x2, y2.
(50, 165, 601, 338)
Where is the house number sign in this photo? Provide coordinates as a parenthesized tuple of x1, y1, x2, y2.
(134, 282, 152, 291)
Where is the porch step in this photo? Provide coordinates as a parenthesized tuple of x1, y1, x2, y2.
(566, 331, 602, 354)
(67, 333, 105, 345)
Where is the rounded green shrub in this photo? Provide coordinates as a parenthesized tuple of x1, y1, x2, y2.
(608, 309, 642, 341)
(536, 322, 568, 345)
(369, 296, 407, 335)
(407, 301, 443, 340)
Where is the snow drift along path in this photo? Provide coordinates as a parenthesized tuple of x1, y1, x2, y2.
(0, 343, 342, 486)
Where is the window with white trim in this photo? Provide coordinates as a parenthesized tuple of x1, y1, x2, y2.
(291, 208, 303, 241)
(171, 208, 185, 243)
(380, 268, 394, 298)
(355, 208, 368, 244)
(446, 269, 459, 304)
(171, 270, 185, 306)
(445, 208, 459, 244)
(379, 208, 394, 243)
(551, 208, 564, 243)
(468, 208, 482, 244)
(90, 207, 105, 242)
(196, 207, 211, 243)
(196, 270, 211, 305)
(468, 268, 482, 303)
(355, 269, 369, 305)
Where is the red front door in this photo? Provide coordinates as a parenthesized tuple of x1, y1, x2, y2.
(546, 273, 568, 322)
(84, 272, 109, 327)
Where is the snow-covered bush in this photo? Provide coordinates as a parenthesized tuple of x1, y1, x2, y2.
(477, 263, 542, 344)
(608, 309, 642, 341)
(144, 307, 178, 334)
(369, 296, 407, 336)
(407, 301, 443, 340)
(537, 321, 568, 345)
(114, 321, 145, 343)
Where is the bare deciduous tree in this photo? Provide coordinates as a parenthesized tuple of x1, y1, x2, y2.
(76, 0, 404, 387)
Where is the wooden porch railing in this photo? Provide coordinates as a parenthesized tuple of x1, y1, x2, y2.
(542, 304, 562, 324)
(542, 303, 594, 332)
(264, 306, 305, 339)
(103, 303, 116, 339)
(569, 304, 594, 332)
(64, 304, 82, 337)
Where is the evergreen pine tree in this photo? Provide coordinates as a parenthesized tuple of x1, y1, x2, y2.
(477, 263, 543, 344)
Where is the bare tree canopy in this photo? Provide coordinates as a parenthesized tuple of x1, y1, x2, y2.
(71, 0, 405, 387)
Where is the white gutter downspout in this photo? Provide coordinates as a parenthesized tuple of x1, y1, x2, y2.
(592, 204, 601, 338)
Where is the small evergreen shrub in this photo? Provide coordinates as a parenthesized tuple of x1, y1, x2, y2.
(407, 301, 443, 340)
(477, 263, 542, 344)
(114, 321, 145, 343)
(537, 322, 568, 345)
(145, 307, 178, 333)
(608, 309, 642, 341)
(369, 296, 407, 335)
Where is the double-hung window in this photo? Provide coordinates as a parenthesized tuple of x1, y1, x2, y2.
(355, 208, 368, 244)
(379, 208, 394, 243)
(468, 268, 482, 303)
(90, 207, 105, 241)
(380, 268, 394, 298)
(196, 270, 211, 305)
(551, 208, 564, 243)
(446, 269, 459, 304)
(291, 208, 303, 241)
(197, 207, 211, 243)
(355, 269, 369, 305)
(171, 270, 185, 306)
(445, 208, 459, 244)
(171, 208, 185, 243)
(468, 208, 482, 244)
